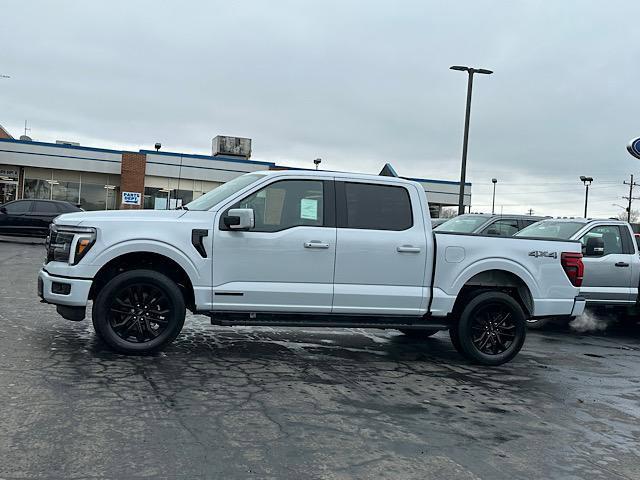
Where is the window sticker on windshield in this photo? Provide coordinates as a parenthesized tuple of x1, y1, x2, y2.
(300, 198, 318, 220)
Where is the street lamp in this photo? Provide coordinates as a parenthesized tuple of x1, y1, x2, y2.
(450, 65, 493, 215)
(313, 158, 321, 170)
(491, 178, 497, 214)
(580, 176, 593, 218)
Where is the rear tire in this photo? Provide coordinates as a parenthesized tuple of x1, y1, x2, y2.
(453, 291, 526, 366)
(92, 269, 186, 354)
(399, 328, 440, 339)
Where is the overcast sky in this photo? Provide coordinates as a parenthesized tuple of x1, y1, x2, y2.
(2, 1, 639, 217)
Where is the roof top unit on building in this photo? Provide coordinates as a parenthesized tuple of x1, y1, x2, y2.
(212, 135, 251, 159)
(56, 140, 80, 146)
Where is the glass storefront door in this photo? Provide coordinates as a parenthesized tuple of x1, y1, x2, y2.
(0, 181, 17, 205)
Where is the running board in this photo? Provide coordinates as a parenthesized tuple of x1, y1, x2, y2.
(208, 311, 451, 330)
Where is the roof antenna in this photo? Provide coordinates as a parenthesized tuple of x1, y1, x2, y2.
(379, 163, 399, 177)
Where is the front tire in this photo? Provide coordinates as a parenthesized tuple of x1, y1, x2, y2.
(92, 269, 186, 354)
(451, 291, 526, 366)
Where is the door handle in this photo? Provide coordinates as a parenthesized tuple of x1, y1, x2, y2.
(615, 262, 630, 267)
(397, 245, 421, 253)
(304, 241, 330, 249)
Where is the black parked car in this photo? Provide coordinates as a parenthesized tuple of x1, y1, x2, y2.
(0, 199, 82, 237)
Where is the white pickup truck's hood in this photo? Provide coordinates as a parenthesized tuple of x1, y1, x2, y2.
(55, 209, 188, 227)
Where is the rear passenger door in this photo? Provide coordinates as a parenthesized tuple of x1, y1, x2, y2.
(27, 201, 61, 235)
(579, 225, 635, 303)
(333, 181, 428, 315)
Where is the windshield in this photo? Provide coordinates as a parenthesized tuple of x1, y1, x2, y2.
(515, 221, 584, 239)
(185, 173, 265, 211)
(435, 215, 490, 233)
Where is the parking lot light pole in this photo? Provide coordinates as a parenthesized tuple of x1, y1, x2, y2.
(450, 65, 493, 215)
(580, 176, 593, 218)
(491, 178, 497, 214)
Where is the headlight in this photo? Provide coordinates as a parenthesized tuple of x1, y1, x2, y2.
(47, 225, 97, 265)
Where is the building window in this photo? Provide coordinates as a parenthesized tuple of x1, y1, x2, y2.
(81, 183, 119, 211)
(170, 189, 193, 207)
(52, 182, 80, 205)
(23, 179, 52, 200)
(144, 187, 170, 209)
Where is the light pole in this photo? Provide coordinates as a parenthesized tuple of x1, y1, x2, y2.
(580, 176, 593, 218)
(450, 65, 493, 215)
(313, 158, 321, 170)
(491, 178, 497, 214)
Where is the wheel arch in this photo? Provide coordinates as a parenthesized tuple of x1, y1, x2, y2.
(452, 268, 534, 317)
(89, 251, 196, 311)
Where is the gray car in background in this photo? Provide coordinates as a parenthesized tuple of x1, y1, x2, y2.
(435, 213, 547, 236)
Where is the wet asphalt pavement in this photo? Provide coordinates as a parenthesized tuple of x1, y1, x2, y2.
(1, 240, 640, 479)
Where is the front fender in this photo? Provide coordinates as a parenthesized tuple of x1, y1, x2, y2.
(89, 239, 203, 286)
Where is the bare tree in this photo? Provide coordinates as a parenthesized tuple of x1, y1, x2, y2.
(615, 209, 640, 223)
(440, 207, 457, 219)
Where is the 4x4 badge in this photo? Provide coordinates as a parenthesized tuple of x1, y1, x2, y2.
(529, 250, 557, 259)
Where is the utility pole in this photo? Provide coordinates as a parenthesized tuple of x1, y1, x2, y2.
(527, 208, 534, 216)
(623, 174, 640, 223)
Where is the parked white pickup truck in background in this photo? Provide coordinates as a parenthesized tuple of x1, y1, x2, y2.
(38, 169, 586, 365)
(515, 218, 640, 328)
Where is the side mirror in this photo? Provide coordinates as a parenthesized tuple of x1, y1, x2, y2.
(486, 228, 499, 236)
(585, 236, 605, 256)
(0, 206, 6, 214)
(224, 208, 254, 230)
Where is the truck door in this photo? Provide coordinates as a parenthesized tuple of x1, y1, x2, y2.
(212, 178, 336, 312)
(579, 225, 634, 303)
(333, 181, 428, 315)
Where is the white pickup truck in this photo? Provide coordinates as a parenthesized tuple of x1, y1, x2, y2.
(515, 218, 640, 328)
(37, 169, 586, 365)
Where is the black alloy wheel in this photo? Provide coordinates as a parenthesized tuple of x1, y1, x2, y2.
(108, 283, 171, 343)
(470, 302, 516, 355)
(452, 291, 526, 365)
(93, 269, 186, 354)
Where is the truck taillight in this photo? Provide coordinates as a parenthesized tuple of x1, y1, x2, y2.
(561, 252, 584, 287)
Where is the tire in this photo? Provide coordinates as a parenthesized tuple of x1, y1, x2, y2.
(452, 291, 526, 366)
(92, 269, 186, 354)
(399, 328, 440, 339)
(449, 323, 463, 354)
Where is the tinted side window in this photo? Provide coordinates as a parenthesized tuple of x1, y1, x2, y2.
(343, 182, 412, 231)
(3, 200, 32, 214)
(59, 203, 80, 213)
(482, 219, 520, 236)
(580, 225, 623, 255)
(619, 226, 634, 254)
(229, 180, 325, 232)
(33, 201, 59, 214)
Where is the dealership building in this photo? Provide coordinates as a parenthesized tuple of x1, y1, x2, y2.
(0, 125, 471, 216)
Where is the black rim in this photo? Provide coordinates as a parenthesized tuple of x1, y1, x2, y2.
(470, 302, 517, 355)
(107, 283, 172, 343)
